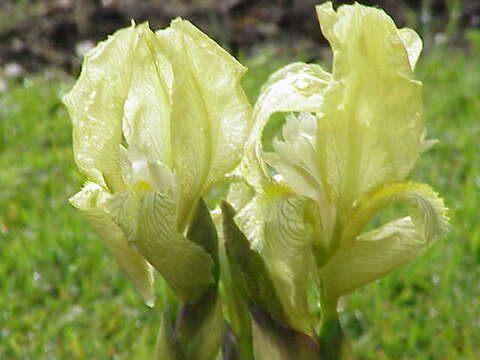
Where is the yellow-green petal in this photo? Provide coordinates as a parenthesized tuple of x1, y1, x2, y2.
(241, 62, 331, 189)
(227, 181, 255, 213)
(314, 2, 424, 210)
(155, 19, 252, 229)
(105, 188, 214, 302)
(264, 112, 336, 246)
(320, 181, 448, 297)
(64, 23, 166, 192)
(121, 24, 174, 168)
(70, 182, 155, 306)
(398, 28, 423, 70)
(235, 187, 314, 334)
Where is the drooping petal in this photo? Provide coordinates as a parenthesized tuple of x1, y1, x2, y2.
(241, 62, 331, 189)
(155, 19, 252, 229)
(70, 182, 155, 306)
(314, 2, 424, 210)
(342, 182, 449, 245)
(320, 181, 448, 297)
(105, 188, 214, 303)
(235, 187, 314, 334)
(64, 23, 172, 192)
(320, 218, 427, 298)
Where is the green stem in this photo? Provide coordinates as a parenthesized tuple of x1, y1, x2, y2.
(318, 287, 353, 360)
(318, 295, 342, 359)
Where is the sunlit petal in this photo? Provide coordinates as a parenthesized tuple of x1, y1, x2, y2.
(320, 181, 448, 297)
(105, 188, 214, 302)
(235, 187, 313, 334)
(315, 2, 424, 210)
(242, 62, 331, 189)
(70, 182, 155, 306)
(155, 19, 252, 227)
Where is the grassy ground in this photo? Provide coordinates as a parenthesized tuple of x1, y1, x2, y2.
(1, 43, 480, 359)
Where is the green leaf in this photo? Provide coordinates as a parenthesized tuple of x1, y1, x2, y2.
(218, 243, 253, 360)
(186, 199, 220, 282)
(221, 201, 286, 324)
(175, 199, 223, 360)
(251, 305, 319, 360)
(155, 19, 252, 228)
(106, 189, 214, 302)
(235, 186, 314, 335)
(70, 182, 155, 306)
(320, 182, 449, 297)
(156, 302, 184, 360)
(156, 201, 222, 360)
(175, 288, 223, 360)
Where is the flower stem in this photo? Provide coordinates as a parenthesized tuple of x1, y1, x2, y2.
(318, 287, 353, 359)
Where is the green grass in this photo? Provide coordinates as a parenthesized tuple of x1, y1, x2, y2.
(1, 44, 480, 359)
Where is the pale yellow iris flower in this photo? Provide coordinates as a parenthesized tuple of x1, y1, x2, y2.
(231, 2, 448, 335)
(64, 20, 251, 306)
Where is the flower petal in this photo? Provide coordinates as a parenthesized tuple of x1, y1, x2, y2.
(398, 28, 423, 70)
(121, 24, 174, 168)
(241, 62, 331, 189)
(314, 2, 424, 209)
(235, 187, 314, 334)
(320, 181, 448, 297)
(227, 181, 255, 213)
(70, 182, 155, 306)
(63, 24, 168, 191)
(105, 188, 214, 302)
(155, 19, 252, 228)
(264, 113, 336, 247)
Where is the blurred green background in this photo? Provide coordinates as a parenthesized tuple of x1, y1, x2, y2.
(1, 0, 480, 359)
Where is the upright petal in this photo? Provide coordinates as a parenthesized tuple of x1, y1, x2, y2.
(155, 19, 252, 229)
(264, 112, 336, 245)
(242, 63, 331, 189)
(121, 24, 174, 168)
(64, 23, 175, 192)
(398, 28, 423, 70)
(63, 26, 138, 191)
(314, 2, 424, 210)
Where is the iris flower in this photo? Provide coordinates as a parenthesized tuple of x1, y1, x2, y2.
(231, 1, 448, 338)
(64, 20, 251, 306)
